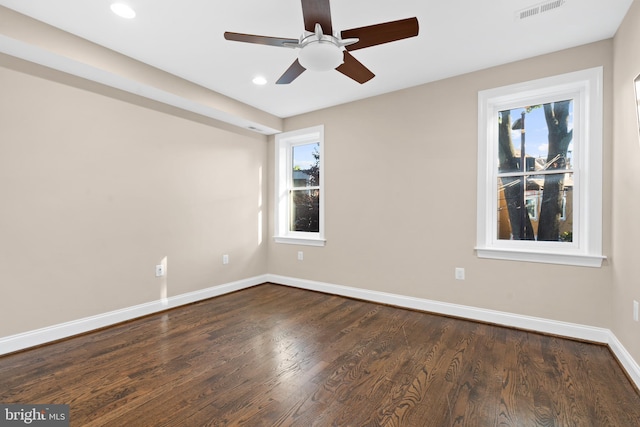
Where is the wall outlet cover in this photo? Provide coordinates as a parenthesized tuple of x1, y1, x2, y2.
(155, 264, 165, 277)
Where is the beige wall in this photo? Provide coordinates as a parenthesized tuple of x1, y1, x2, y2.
(612, 0, 640, 366)
(269, 40, 614, 328)
(0, 55, 268, 337)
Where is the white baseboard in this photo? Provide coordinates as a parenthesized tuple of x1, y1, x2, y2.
(608, 332, 640, 390)
(0, 275, 267, 356)
(266, 274, 640, 390)
(2, 273, 638, 391)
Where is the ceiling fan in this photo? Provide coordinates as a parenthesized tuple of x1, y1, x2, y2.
(224, 0, 419, 84)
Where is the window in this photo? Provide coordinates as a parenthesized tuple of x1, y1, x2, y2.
(477, 67, 604, 267)
(274, 125, 325, 246)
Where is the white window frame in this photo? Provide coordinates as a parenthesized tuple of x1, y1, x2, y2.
(274, 125, 325, 246)
(476, 67, 604, 267)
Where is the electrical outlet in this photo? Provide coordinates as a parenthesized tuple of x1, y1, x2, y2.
(297, 251, 304, 261)
(155, 264, 165, 277)
(634, 300, 639, 322)
(222, 254, 229, 265)
(455, 267, 465, 280)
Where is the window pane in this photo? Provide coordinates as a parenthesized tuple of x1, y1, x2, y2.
(497, 173, 573, 241)
(498, 101, 574, 174)
(290, 189, 319, 232)
(497, 176, 526, 240)
(292, 143, 320, 188)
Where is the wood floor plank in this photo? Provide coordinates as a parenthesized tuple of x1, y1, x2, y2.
(1, 283, 639, 426)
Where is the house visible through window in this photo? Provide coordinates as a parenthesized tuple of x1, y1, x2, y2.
(275, 125, 325, 246)
(477, 67, 604, 267)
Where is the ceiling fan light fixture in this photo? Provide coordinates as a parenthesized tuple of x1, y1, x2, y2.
(110, 3, 136, 19)
(298, 41, 343, 72)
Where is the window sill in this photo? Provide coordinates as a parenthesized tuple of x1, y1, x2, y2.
(274, 236, 326, 247)
(476, 247, 605, 267)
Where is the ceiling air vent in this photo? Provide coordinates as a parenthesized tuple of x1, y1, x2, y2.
(247, 125, 264, 133)
(517, 0, 566, 20)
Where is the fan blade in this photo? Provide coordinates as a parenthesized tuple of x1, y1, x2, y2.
(301, 0, 332, 34)
(276, 59, 306, 84)
(336, 52, 375, 84)
(341, 17, 419, 51)
(224, 32, 299, 48)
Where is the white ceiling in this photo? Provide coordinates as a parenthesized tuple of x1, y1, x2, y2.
(0, 0, 633, 118)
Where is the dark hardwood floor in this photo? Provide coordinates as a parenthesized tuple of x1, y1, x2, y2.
(1, 283, 639, 426)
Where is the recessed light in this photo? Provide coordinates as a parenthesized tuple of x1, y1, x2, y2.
(111, 3, 136, 19)
(252, 76, 267, 85)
